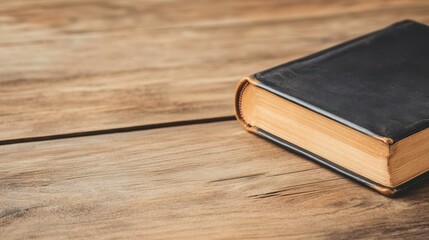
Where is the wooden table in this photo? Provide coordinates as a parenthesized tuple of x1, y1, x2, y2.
(1, 1, 428, 239)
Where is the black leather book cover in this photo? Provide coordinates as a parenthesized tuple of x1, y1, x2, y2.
(235, 20, 429, 196)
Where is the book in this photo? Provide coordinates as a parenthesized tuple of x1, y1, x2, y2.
(234, 20, 429, 196)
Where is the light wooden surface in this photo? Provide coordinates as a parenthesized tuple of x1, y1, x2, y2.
(1, 0, 429, 239)
(1, 122, 429, 239)
(0, 0, 428, 141)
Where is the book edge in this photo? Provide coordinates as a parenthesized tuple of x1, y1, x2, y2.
(245, 76, 394, 144)
(256, 128, 429, 197)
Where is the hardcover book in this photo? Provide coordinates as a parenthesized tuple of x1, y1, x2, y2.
(235, 20, 429, 196)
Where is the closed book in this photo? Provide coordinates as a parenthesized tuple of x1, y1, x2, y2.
(235, 20, 429, 196)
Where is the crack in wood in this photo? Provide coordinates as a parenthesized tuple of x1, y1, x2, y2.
(267, 167, 320, 177)
(0, 116, 235, 146)
(248, 178, 342, 199)
(208, 173, 266, 183)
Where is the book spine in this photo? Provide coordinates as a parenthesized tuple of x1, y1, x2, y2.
(234, 77, 258, 133)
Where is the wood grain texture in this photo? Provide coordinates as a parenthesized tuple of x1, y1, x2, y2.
(1, 121, 429, 239)
(0, 0, 429, 141)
